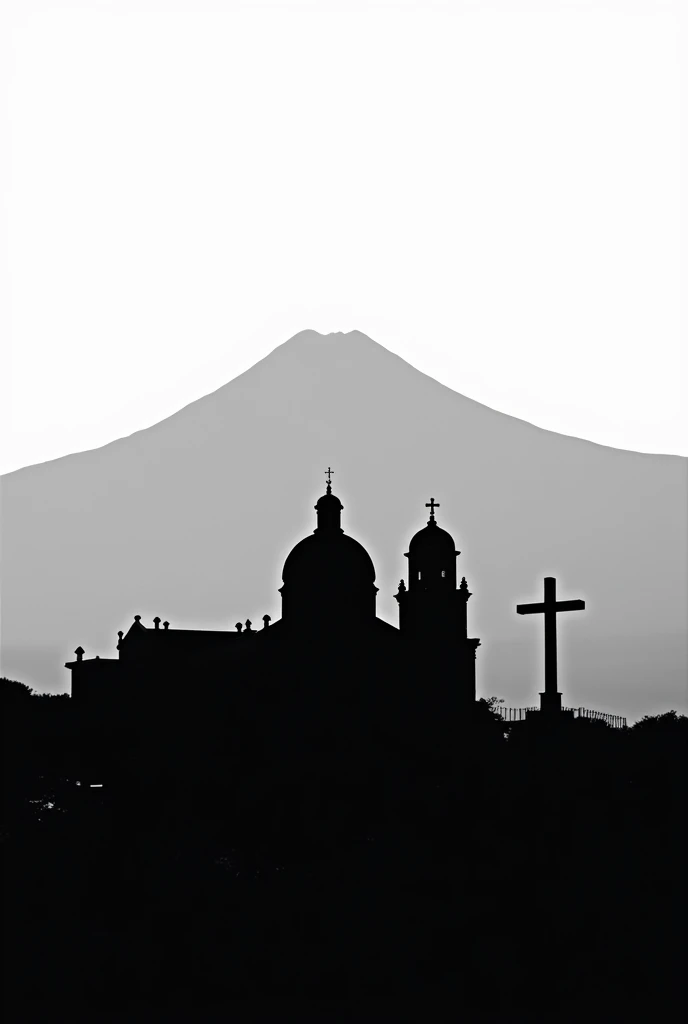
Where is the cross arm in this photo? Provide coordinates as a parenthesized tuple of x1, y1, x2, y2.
(555, 599, 585, 612)
(516, 602, 545, 615)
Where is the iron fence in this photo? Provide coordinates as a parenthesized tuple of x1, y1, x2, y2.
(497, 706, 626, 729)
(498, 706, 538, 722)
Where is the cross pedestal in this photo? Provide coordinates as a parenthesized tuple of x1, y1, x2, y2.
(540, 689, 563, 714)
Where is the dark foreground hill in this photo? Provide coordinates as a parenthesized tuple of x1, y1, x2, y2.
(2, 687, 685, 1023)
(1, 330, 686, 718)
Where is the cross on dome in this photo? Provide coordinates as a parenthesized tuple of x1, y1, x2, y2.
(325, 466, 334, 493)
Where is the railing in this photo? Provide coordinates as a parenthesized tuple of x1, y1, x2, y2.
(563, 707, 627, 729)
(499, 707, 538, 722)
(497, 706, 627, 729)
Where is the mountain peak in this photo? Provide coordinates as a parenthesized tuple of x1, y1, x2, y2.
(282, 328, 376, 346)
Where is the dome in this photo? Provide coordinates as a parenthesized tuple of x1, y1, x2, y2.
(406, 497, 458, 559)
(280, 475, 378, 626)
(407, 518, 457, 556)
(282, 532, 376, 586)
(315, 490, 343, 513)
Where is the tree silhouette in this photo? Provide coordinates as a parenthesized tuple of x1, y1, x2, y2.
(0, 676, 35, 701)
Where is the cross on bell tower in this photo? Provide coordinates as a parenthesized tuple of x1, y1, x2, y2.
(425, 497, 440, 522)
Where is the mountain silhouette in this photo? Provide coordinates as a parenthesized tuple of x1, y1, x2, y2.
(1, 329, 685, 718)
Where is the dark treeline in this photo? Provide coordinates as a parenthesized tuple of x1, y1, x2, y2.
(2, 675, 686, 1023)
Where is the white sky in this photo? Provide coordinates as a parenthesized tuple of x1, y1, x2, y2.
(1, 0, 686, 474)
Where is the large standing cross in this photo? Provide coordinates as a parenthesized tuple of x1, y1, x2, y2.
(517, 577, 585, 712)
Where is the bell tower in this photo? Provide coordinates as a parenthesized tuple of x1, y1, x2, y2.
(395, 498, 480, 704)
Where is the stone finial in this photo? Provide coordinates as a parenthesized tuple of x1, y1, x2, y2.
(236, 622, 243, 632)
(262, 614, 271, 629)
(153, 616, 161, 630)
(245, 619, 253, 632)
(95, 656, 100, 660)
(398, 579, 406, 592)
(117, 630, 123, 640)
(134, 614, 141, 623)
(75, 646, 84, 662)
(163, 621, 169, 630)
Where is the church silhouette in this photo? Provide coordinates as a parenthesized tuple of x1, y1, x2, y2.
(66, 471, 483, 792)
(66, 472, 481, 704)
